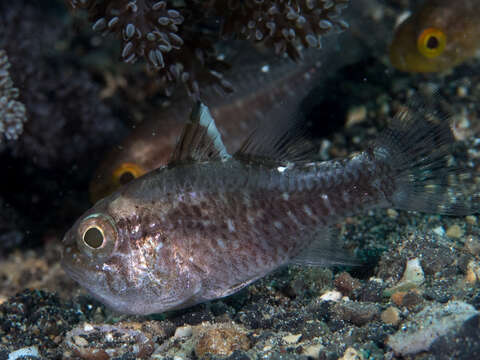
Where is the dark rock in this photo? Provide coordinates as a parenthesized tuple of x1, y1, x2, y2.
(353, 280, 384, 303)
(331, 302, 381, 326)
(402, 290, 423, 309)
(226, 350, 251, 360)
(387, 301, 479, 357)
(430, 314, 480, 360)
(420, 246, 455, 276)
(334, 272, 361, 297)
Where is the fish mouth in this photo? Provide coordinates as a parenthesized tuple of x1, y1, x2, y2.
(61, 259, 83, 284)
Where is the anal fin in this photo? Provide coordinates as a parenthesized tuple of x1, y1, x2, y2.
(291, 227, 360, 267)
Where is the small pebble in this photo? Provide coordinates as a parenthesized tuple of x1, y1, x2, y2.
(381, 306, 401, 326)
(391, 292, 406, 307)
(174, 325, 193, 338)
(331, 301, 380, 326)
(446, 224, 464, 239)
(465, 260, 480, 285)
(194, 322, 250, 357)
(282, 333, 302, 344)
(8, 346, 40, 360)
(346, 106, 367, 127)
(387, 209, 398, 219)
(433, 226, 445, 237)
(339, 347, 363, 360)
(465, 215, 477, 225)
(303, 344, 324, 359)
(402, 258, 425, 285)
(73, 335, 88, 347)
(385, 258, 425, 296)
(457, 85, 468, 97)
(334, 272, 361, 297)
(320, 290, 342, 302)
(83, 323, 94, 332)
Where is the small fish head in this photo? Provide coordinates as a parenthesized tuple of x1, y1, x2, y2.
(89, 118, 182, 203)
(390, 25, 451, 73)
(62, 196, 201, 315)
(389, 5, 471, 74)
(89, 152, 148, 204)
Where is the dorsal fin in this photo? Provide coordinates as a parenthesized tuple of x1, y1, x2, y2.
(234, 96, 317, 162)
(169, 102, 231, 165)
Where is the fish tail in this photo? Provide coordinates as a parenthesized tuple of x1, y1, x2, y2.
(373, 99, 478, 215)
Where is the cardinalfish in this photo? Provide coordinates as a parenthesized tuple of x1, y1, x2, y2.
(389, 0, 480, 73)
(89, 57, 322, 202)
(62, 98, 478, 315)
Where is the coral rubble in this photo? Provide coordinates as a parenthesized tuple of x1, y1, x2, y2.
(211, 0, 350, 60)
(66, 0, 350, 97)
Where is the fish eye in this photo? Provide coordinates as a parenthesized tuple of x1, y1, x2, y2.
(112, 163, 145, 186)
(119, 171, 135, 184)
(83, 226, 104, 249)
(77, 213, 117, 261)
(417, 28, 446, 59)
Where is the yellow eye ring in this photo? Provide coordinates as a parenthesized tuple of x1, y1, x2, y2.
(417, 28, 446, 59)
(112, 162, 146, 186)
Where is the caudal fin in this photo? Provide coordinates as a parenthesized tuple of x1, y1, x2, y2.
(374, 97, 478, 216)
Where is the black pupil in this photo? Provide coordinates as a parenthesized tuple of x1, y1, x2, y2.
(119, 171, 135, 184)
(84, 227, 104, 248)
(426, 35, 439, 49)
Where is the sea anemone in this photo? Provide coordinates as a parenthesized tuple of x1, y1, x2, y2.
(65, 0, 350, 96)
(66, 0, 231, 97)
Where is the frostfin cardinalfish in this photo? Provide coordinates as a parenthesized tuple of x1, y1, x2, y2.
(62, 98, 477, 315)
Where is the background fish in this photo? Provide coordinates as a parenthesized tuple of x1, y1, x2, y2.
(62, 99, 478, 315)
(89, 54, 322, 202)
(389, 0, 480, 73)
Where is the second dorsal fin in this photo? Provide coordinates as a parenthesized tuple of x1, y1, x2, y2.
(234, 95, 317, 162)
(169, 101, 231, 165)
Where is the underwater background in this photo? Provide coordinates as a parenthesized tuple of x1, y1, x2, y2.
(0, 0, 480, 358)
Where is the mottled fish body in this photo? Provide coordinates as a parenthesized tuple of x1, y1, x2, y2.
(63, 101, 477, 315)
(390, 0, 480, 72)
